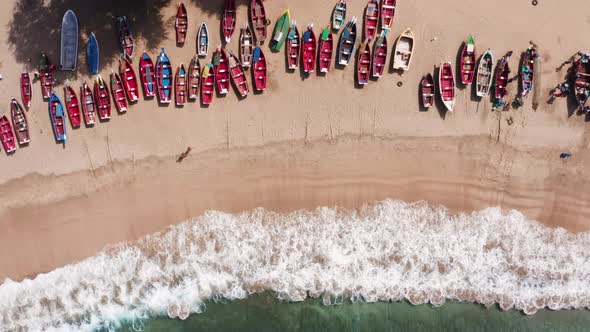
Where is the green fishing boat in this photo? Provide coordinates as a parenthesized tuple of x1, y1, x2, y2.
(270, 8, 291, 52)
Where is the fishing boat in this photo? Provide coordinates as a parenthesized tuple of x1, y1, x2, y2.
(176, 2, 188, 45)
(228, 51, 250, 98)
(116, 16, 134, 58)
(223, 0, 237, 43)
(364, 0, 379, 41)
(80, 82, 96, 125)
(64, 81, 82, 127)
(119, 58, 139, 102)
(574, 53, 590, 111)
(460, 35, 476, 85)
(476, 49, 494, 97)
(139, 52, 156, 97)
(372, 32, 387, 78)
(10, 98, 29, 145)
(494, 54, 511, 101)
(286, 21, 300, 70)
(240, 26, 254, 68)
(301, 24, 317, 74)
(175, 64, 187, 106)
(60, 10, 78, 71)
(439, 62, 456, 112)
(318, 26, 333, 73)
(249, 0, 267, 44)
(87, 32, 99, 75)
(39, 52, 54, 100)
(20, 72, 31, 108)
(188, 56, 201, 100)
(201, 63, 215, 105)
(197, 22, 209, 57)
(332, 0, 347, 31)
(357, 41, 371, 85)
(337, 17, 357, 66)
(213, 47, 230, 95)
(48, 92, 67, 143)
(392, 28, 414, 71)
(156, 48, 173, 103)
(0, 115, 16, 153)
(421, 74, 435, 109)
(520, 46, 536, 97)
(270, 9, 291, 52)
(380, 0, 396, 30)
(110, 71, 128, 112)
(252, 47, 267, 91)
(94, 75, 111, 120)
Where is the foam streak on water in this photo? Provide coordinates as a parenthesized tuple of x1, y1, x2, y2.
(1, 200, 590, 331)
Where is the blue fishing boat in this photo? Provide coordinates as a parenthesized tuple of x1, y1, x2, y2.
(156, 48, 172, 103)
(86, 32, 99, 74)
(48, 93, 67, 143)
(60, 10, 78, 71)
(337, 17, 357, 66)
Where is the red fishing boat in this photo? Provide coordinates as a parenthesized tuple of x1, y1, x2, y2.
(421, 74, 435, 109)
(188, 56, 201, 100)
(0, 115, 16, 153)
(201, 63, 215, 105)
(223, 0, 237, 43)
(286, 21, 300, 70)
(460, 36, 476, 85)
(20, 72, 32, 108)
(574, 53, 590, 111)
(10, 98, 30, 145)
(175, 2, 188, 45)
(371, 33, 387, 78)
(38, 52, 54, 100)
(213, 47, 230, 95)
(175, 64, 187, 106)
(228, 51, 250, 98)
(380, 0, 396, 30)
(364, 0, 379, 41)
(439, 62, 456, 112)
(116, 16, 134, 58)
(139, 52, 156, 97)
(64, 81, 82, 128)
(318, 27, 333, 73)
(494, 54, 511, 101)
(119, 58, 139, 103)
(94, 75, 111, 120)
(110, 72, 128, 113)
(357, 41, 371, 85)
(252, 47, 267, 91)
(249, 0, 267, 44)
(301, 25, 317, 74)
(80, 82, 96, 125)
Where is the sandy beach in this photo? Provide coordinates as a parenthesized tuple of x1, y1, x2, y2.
(0, 0, 589, 284)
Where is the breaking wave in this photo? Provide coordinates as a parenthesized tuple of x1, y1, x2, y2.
(1, 200, 590, 331)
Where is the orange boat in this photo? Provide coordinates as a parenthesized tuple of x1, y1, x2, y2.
(80, 82, 96, 125)
(10, 98, 30, 145)
(175, 64, 187, 106)
(188, 56, 201, 100)
(175, 2, 188, 45)
(228, 50, 250, 98)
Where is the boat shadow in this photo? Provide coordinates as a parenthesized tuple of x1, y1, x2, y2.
(9, 0, 171, 71)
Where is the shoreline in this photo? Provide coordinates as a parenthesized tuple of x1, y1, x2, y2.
(1, 135, 590, 281)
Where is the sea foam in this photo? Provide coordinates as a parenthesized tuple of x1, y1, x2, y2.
(1, 200, 590, 331)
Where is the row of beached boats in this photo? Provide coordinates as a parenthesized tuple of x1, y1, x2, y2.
(420, 36, 540, 112)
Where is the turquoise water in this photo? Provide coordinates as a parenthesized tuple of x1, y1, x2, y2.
(116, 294, 590, 332)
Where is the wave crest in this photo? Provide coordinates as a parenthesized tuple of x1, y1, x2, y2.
(2, 200, 590, 331)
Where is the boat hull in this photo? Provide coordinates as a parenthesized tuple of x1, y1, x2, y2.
(48, 93, 67, 143)
(439, 62, 456, 112)
(60, 10, 78, 71)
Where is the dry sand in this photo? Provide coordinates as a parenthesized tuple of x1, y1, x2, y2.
(0, 0, 589, 280)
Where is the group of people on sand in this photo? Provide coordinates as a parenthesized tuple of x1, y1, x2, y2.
(549, 51, 590, 112)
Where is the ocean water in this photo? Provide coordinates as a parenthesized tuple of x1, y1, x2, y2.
(1, 200, 590, 331)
